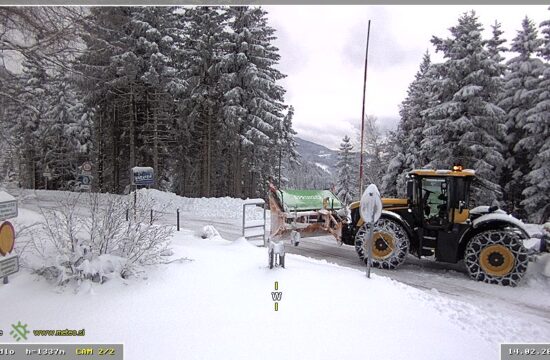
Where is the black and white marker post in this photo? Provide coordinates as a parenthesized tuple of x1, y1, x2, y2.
(359, 184, 382, 278)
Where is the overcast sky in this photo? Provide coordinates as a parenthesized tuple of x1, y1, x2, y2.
(265, 5, 549, 149)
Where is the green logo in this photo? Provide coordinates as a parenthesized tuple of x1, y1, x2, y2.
(10, 321, 29, 342)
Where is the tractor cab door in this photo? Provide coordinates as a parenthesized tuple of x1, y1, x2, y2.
(447, 177, 471, 224)
(420, 177, 450, 229)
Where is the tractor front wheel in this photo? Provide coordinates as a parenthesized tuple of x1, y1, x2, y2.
(355, 217, 410, 269)
(464, 230, 528, 287)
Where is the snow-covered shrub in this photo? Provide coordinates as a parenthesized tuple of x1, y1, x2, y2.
(200, 225, 222, 240)
(31, 192, 174, 285)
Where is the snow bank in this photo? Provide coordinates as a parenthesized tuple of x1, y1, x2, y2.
(137, 188, 265, 221)
(532, 254, 550, 278)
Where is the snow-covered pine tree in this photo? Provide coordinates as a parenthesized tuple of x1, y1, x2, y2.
(522, 14, 550, 223)
(75, 7, 179, 193)
(223, 6, 287, 198)
(43, 77, 83, 189)
(0, 67, 22, 185)
(423, 11, 506, 205)
(381, 130, 405, 197)
(14, 58, 52, 189)
(336, 135, 357, 205)
(275, 105, 299, 187)
(498, 17, 544, 218)
(175, 6, 229, 197)
(361, 115, 389, 190)
(132, 7, 180, 192)
(487, 21, 508, 92)
(383, 51, 434, 197)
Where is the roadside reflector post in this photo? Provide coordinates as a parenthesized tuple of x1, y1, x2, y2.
(359, 184, 382, 278)
(177, 209, 180, 231)
(150, 209, 153, 225)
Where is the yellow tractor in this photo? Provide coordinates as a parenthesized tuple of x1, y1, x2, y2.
(341, 166, 531, 286)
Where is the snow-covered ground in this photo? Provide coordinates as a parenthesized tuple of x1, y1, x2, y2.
(1, 189, 549, 360)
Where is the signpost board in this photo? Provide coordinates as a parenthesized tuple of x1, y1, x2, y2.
(77, 174, 92, 191)
(131, 167, 154, 186)
(0, 191, 17, 221)
(359, 184, 382, 278)
(0, 255, 18, 279)
(81, 161, 92, 174)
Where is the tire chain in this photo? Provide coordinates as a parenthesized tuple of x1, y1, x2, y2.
(355, 218, 410, 269)
(464, 230, 529, 287)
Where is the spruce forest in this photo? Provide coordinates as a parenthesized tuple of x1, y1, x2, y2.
(0, 8, 549, 223)
(0, 7, 297, 199)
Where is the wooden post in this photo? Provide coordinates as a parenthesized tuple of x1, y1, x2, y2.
(133, 187, 137, 221)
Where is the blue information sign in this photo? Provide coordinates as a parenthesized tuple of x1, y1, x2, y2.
(131, 167, 154, 186)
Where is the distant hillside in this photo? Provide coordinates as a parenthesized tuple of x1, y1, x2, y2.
(295, 137, 338, 175)
(281, 137, 338, 190)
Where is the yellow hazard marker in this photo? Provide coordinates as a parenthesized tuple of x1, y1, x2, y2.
(0, 221, 15, 256)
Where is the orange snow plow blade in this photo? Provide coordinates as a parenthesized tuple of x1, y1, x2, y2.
(268, 185, 346, 243)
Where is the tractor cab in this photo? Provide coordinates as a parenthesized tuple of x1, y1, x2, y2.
(403, 166, 476, 262)
(407, 166, 475, 230)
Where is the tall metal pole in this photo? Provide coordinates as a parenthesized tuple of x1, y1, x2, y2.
(359, 20, 371, 196)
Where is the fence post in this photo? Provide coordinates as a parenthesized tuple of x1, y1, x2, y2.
(126, 209, 129, 222)
(177, 209, 180, 231)
(150, 209, 153, 225)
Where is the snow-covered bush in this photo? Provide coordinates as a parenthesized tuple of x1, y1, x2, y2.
(32, 192, 174, 285)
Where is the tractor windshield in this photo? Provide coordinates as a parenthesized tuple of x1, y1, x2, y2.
(421, 177, 448, 226)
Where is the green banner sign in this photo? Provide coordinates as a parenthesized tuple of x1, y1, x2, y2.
(276, 189, 343, 212)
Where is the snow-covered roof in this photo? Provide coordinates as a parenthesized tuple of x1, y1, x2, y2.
(243, 198, 265, 205)
(132, 167, 154, 172)
(409, 169, 476, 177)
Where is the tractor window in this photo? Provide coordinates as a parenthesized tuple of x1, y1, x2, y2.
(453, 178, 470, 207)
(421, 178, 448, 226)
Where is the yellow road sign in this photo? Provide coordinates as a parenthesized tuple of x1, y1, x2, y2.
(0, 221, 15, 256)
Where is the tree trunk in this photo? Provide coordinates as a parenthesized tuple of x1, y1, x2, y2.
(129, 89, 136, 170)
(112, 103, 119, 193)
(152, 94, 159, 189)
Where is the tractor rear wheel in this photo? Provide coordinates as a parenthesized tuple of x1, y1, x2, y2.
(464, 230, 528, 287)
(355, 217, 410, 269)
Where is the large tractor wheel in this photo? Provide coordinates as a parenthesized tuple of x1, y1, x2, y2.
(355, 217, 410, 269)
(464, 230, 529, 287)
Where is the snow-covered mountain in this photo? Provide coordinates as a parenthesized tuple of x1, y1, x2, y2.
(295, 137, 338, 175)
